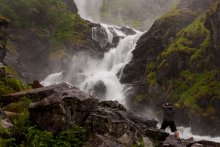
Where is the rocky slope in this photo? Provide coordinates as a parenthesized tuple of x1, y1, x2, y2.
(1, 83, 220, 147)
(0, 0, 108, 82)
(1, 12, 219, 145)
(121, 0, 220, 136)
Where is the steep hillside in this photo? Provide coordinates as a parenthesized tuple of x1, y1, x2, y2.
(0, 0, 103, 82)
(121, 0, 220, 136)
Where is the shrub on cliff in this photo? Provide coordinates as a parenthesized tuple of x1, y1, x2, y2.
(0, 66, 30, 96)
(0, 0, 88, 48)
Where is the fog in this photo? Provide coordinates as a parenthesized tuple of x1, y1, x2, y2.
(74, 0, 176, 30)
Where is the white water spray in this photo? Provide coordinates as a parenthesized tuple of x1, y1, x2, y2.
(42, 0, 220, 142)
(43, 25, 141, 104)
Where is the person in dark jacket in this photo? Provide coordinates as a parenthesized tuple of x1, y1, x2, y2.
(161, 103, 180, 139)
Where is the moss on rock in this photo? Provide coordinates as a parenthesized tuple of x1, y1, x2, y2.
(0, 66, 30, 96)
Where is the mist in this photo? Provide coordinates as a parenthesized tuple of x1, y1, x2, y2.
(74, 0, 176, 30)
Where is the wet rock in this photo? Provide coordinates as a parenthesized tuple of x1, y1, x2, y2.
(32, 80, 44, 89)
(205, 2, 220, 68)
(28, 85, 164, 145)
(121, 4, 196, 84)
(162, 136, 220, 147)
(0, 16, 9, 62)
(0, 109, 13, 129)
(119, 27, 137, 36)
(63, 0, 78, 13)
(0, 109, 7, 119)
(0, 62, 4, 75)
(85, 134, 126, 147)
(163, 136, 194, 147)
(0, 83, 74, 106)
(92, 26, 110, 48)
(143, 128, 169, 142)
(0, 119, 13, 129)
(177, 0, 217, 13)
(84, 80, 107, 99)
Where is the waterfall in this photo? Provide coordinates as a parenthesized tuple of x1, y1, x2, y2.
(42, 0, 143, 105)
(74, 0, 103, 22)
(42, 24, 142, 104)
(41, 0, 220, 142)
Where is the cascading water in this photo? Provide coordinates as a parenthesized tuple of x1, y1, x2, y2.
(42, 24, 141, 104)
(41, 0, 220, 143)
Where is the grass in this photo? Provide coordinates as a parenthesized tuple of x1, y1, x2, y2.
(157, 15, 211, 70)
(0, 66, 30, 96)
(0, 0, 88, 50)
(0, 96, 86, 147)
(169, 69, 220, 117)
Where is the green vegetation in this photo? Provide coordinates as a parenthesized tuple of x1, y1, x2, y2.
(0, 0, 88, 48)
(0, 15, 10, 23)
(207, 1, 220, 16)
(0, 66, 30, 96)
(169, 69, 220, 117)
(27, 125, 86, 147)
(146, 72, 157, 86)
(0, 96, 86, 147)
(157, 15, 211, 71)
(158, 8, 195, 23)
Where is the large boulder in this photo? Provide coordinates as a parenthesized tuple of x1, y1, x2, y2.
(0, 83, 74, 106)
(28, 84, 168, 146)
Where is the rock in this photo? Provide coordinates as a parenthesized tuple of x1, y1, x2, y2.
(0, 119, 13, 129)
(143, 128, 169, 142)
(0, 83, 74, 106)
(0, 109, 7, 119)
(121, 3, 197, 84)
(28, 86, 165, 146)
(177, 0, 217, 13)
(84, 80, 107, 99)
(205, 2, 220, 68)
(0, 62, 5, 75)
(120, 0, 220, 137)
(32, 80, 44, 89)
(92, 26, 110, 48)
(92, 25, 137, 50)
(85, 134, 126, 147)
(162, 136, 220, 147)
(163, 136, 194, 147)
(0, 16, 9, 62)
(193, 140, 220, 147)
(119, 27, 137, 36)
(0, 109, 13, 129)
(63, 0, 78, 13)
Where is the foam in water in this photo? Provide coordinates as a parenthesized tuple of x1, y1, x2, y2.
(41, 0, 220, 142)
(42, 25, 141, 105)
(41, 72, 63, 86)
(178, 127, 220, 143)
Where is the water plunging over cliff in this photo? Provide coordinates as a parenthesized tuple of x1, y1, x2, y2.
(41, 0, 220, 142)
(42, 24, 141, 104)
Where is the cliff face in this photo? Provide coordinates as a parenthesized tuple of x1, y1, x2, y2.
(205, 2, 220, 68)
(0, 0, 103, 82)
(0, 16, 9, 62)
(121, 0, 220, 136)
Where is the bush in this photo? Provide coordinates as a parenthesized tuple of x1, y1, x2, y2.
(0, 66, 29, 95)
(27, 125, 86, 147)
(0, 0, 88, 48)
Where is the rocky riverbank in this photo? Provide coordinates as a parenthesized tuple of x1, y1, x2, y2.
(1, 82, 220, 146)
